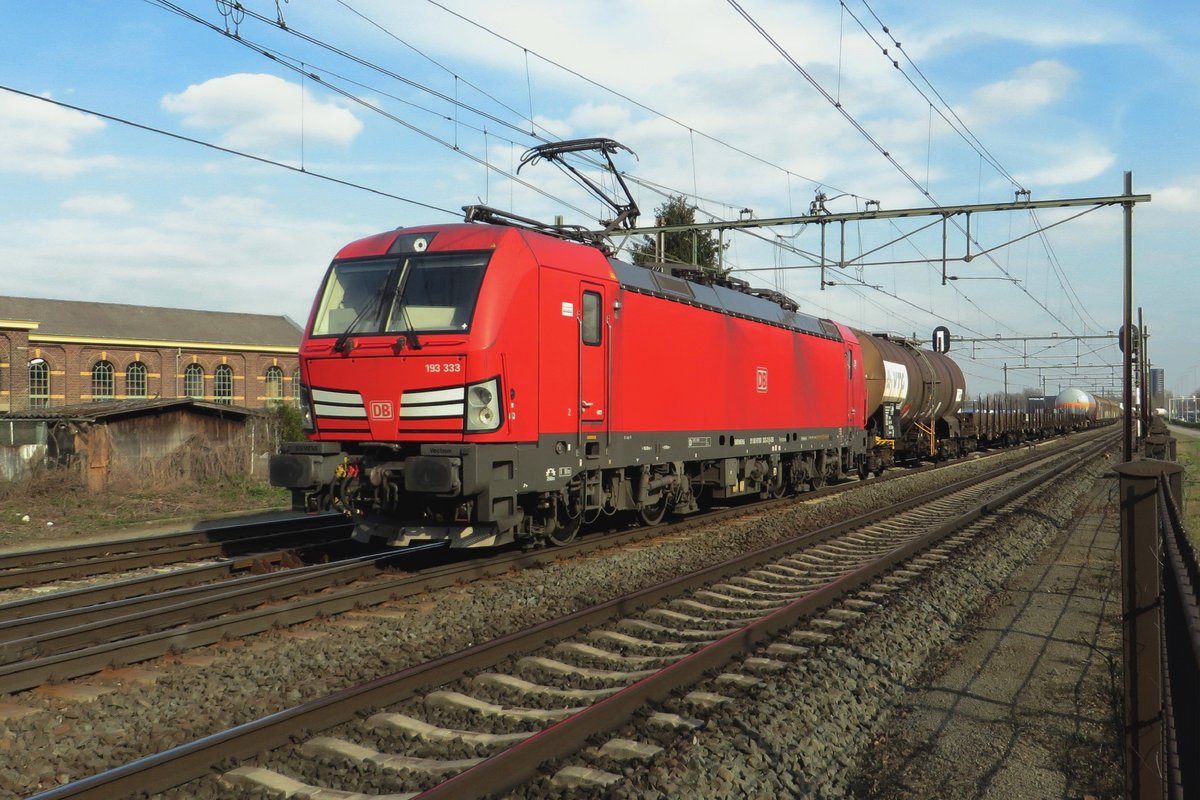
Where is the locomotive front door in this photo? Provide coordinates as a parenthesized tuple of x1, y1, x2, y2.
(578, 282, 608, 457)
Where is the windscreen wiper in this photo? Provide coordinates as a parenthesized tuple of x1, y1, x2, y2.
(393, 304, 423, 351)
(333, 268, 397, 353)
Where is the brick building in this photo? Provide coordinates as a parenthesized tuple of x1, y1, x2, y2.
(0, 296, 302, 412)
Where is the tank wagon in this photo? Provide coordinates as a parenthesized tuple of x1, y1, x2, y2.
(270, 221, 981, 549)
(856, 333, 965, 464)
(1054, 387, 1097, 418)
(1054, 387, 1121, 425)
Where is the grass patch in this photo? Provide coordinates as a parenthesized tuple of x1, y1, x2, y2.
(1177, 435, 1200, 550)
(0, 455, 288, 549)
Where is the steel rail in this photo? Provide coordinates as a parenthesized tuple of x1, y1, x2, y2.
(0, 560, 240, 623)
(24, 431, 1115, 800)
(0, 547, 423, 663)
(0, 535, 356, 624)
(0, 513, 342, 569)
(1, 430, 1107, 692)
(0, 520, 349, 589)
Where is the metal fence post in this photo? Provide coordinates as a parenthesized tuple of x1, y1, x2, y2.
(1115, 460, 1173, 800)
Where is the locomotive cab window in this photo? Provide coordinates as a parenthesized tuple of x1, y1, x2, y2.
(386, 252, 488, 334)
(312, 261, 394, 336)
(311, 252, 490, 337)
(582, 291, 602, 345)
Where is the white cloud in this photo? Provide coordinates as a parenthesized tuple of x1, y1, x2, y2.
(914, 4, 1156, 58)
(61, 193, 133, 215)
(530, 114, 572, 140)
(962, 61, 1077, 126)
(161, 73, 364, 151)
(0, 91, 116, 177)
(0, 194, 365, 324)
(1015, 145, 1116, 186)
(1148, 182, 1200, 213)
(566, 103, 633, 136)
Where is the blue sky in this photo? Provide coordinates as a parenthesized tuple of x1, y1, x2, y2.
(2, 0, 1197, 397)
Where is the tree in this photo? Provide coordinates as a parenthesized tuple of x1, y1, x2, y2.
(630, 195, 727, 275)
(265, 401, 306, 451)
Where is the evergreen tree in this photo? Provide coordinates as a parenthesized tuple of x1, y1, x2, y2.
(630, 195, 727, 275)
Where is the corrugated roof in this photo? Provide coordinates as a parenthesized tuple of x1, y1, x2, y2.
(0, 295, 302, 347)
(2, 398, 258, 422)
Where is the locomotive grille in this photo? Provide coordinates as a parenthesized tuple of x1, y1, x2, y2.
(400, 386, 465, 420)
(311, 387, 366, 419)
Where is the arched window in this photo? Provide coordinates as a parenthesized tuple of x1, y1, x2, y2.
(92, 360, 115, 402)
(291, 368, 302, 405)
(28, 359, 49, 408)
(184, 363, 205, 399)
(126, 362, 148, 399)
(265, 365, 284, 400)
(214, 364, 234, 404)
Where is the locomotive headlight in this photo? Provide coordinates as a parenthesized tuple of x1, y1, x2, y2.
(465, 377, 502, 432)
(299, 384, 315, 432)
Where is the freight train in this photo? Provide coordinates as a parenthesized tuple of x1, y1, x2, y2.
(1053, 387, 1121, 422)
(269, 219, 1089, 549)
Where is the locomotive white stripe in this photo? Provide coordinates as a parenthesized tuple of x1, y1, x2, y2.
(401, 386, 465, 405)
(312, 388, 363, 404)
(399, 403, 464, 418)
(312, 387, 367, 420)
(314, 404, 368, 418)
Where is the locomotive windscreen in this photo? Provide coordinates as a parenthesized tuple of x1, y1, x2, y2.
(311, 252, 491, 337)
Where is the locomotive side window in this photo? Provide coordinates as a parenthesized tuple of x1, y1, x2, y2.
(582, 291, 602, 345)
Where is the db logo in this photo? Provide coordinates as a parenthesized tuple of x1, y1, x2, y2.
(756, 367, 768, 393)
(369, 400, 394, 420)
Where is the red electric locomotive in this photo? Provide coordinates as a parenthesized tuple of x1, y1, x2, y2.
(269, 139, 970, 548)
(270, 220, 885, 548)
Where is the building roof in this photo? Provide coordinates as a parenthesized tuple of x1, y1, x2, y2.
(0, 295, 302, 348)
(1, 398, 259, 422)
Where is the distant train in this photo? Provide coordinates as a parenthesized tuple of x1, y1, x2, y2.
(269, 220, 1106, 549)
(1053, 387, 1122, 422)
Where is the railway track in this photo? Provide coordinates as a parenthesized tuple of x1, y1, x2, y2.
(0, 513, 351, 590)
(23, 429, 1116, 799)
(0, 433, 1096, 695)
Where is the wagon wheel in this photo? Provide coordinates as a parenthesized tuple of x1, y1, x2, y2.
(768, 473, 787, 499)
(637, 490, 669, 526)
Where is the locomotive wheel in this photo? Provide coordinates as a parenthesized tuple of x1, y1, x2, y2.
(546, 510, 581, 546)
(637, 492, 669, 526)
